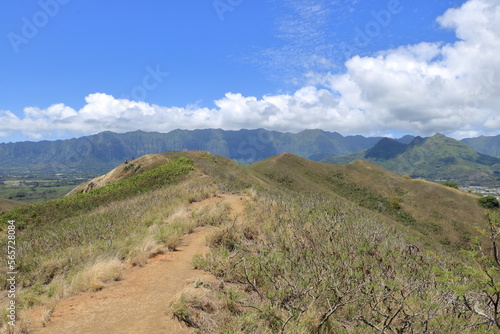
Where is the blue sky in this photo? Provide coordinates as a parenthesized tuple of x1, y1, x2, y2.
(2, 0, 499, 142)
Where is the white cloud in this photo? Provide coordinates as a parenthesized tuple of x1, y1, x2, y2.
(1, 0, 500, 141)
(322, 0, 500, 138)
(0, 88, 367, 140)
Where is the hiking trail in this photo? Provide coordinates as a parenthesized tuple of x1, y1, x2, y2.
(26, 193, 247, 334)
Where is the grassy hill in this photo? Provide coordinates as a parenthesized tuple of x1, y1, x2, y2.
(324, 133, 500, 185)
(1, 151, 500, 333)
(0, 198, 24, 215)
(249, 153, 487, 248)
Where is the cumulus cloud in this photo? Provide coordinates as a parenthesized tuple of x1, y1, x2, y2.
(325, 0, 500, 137)
(0, 89, 364, 140)
(1, 0, 500, 141)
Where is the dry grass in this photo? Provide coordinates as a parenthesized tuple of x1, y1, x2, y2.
(205, 222, 238, 251)
(191, 201, 231, 227)
(3, 152, 495, 333)
(128, 235, 166, 267)
(70, 258, 123, 292)
(170, 286, 219, 329)
(0, 198, 24, 215)
(193, 189, 496, 333)
(250, 155, 490, 249)
(0, 320, 31, 334)
(169, 280, 255, 333)
(0, 153, 241, 332)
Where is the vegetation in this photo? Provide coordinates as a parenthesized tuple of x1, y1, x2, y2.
(463, 135, 500, 159)
(454, 211, 500, 330)
(479, 196, 500, 209)
(1, 151, 500, 332)
(0, 198, 24, 216)
(250, 153, 488, 249)
(442, 181, 459, 189)
(182, 190, 500, 333)
(0, 155, 239, 330)
(1, 156, 195, 230)
(324, 133, 500, 186)
(0, 178, 84, 203)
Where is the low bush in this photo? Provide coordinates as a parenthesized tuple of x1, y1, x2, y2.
(478, 195, 500, 209)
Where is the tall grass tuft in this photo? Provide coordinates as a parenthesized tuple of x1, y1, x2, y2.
(71, 257, 123, 292)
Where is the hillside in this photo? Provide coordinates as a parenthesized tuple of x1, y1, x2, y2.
(250, 153, 487, 248)
(65, 154, 173, 196)
(0, 129, 383, 177)
(0, 198, 24, 215)
(1, 152, 500, 333)
(324, 133, 500, 185)
(462, 135, 500, 158)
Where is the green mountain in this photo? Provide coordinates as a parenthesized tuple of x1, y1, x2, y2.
(1, 151, 498, 332)
(0, 129, 383, 178)
(324, 133, 500, 185)
(462, 135, 500, 158)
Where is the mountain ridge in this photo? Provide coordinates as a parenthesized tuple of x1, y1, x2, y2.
(0, 129, 384, 177)
(462, 134, 500, 158)
(324, 133, 500, 185)
(0, 129, 498, 182)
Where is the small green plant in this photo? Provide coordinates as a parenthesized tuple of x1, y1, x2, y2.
(171, 295, 193, 326)
(192, 254, 209, 270)
(390, 199, 401, 210)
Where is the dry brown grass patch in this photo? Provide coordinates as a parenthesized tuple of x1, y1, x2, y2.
(170, 285, 219, 329)
(71, 258, 123, 292)
(129, 236, 166, 267)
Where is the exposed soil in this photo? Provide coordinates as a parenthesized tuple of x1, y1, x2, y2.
(26, 194, 248, 334)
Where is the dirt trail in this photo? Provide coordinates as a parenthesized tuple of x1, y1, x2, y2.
(28, 194, 248, 334)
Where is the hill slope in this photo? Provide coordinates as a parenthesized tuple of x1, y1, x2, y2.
(0, 198, 24, 215)
(1, 151, 499, 333)
(324, 133, 500, 185)
(250, 153, 487, 247)
(462, 134, 500, 158)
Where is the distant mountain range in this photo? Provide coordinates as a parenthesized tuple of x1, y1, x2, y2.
(324, 133, 500, 185)
(1, 129, 499, 184)
(462, 135, 500, 158)
(0, 129, 383, 177)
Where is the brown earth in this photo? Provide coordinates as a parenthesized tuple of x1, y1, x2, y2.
(26, 194, 248, 334)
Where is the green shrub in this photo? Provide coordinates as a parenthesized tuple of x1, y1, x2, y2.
(442, 181, 458, 189)
(478, 196, 500, 209)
